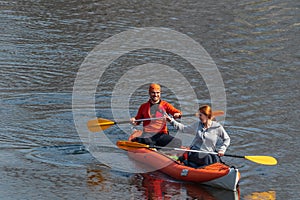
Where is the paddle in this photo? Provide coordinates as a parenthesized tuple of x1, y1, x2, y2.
(116, 140, 278, 166)
(183, 110, 224, 118)
(87, 117, 164, 132)
(87, 110, 225, 132)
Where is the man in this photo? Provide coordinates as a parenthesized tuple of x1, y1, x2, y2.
(130, 83, 182, 147)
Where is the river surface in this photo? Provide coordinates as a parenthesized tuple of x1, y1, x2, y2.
(0, 0, 299, 199)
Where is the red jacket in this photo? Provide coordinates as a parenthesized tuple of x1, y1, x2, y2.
(135, 100, 181, 134)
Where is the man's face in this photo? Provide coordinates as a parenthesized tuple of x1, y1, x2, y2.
(149, 89, 161, 103)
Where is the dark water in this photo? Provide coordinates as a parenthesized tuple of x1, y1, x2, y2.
(1, 0, 299, 199)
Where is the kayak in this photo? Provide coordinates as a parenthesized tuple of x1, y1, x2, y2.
(117, 132, 240, 191)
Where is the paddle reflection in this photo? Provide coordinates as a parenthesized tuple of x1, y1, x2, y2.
(86, 165, 108, 193)
(244, 191, 276, 200)
(87, 168, 105, 186)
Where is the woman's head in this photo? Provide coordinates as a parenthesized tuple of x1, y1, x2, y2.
(198, 105, 212, 121)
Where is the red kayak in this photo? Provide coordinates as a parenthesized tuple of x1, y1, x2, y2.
(117, 132, 240, 191)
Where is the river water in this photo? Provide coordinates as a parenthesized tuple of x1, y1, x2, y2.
(0, 0, 299, 199)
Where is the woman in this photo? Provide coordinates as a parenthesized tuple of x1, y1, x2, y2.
(166, 105, 230, 168)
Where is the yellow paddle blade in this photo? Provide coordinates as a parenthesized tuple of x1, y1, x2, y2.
(116, 140, 149, 150)
(87, 118, 115, 132)
(212, 110, 225, 117)
(244, 156, 278, 165)
(193, 110, 225, 118)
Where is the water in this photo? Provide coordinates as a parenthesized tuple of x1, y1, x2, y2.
(1, 0, 299, 199)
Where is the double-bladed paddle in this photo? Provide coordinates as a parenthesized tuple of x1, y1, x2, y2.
(87, 110, 225, 132)
(87, 117, 164, 132)
(116, 140, 278, 166)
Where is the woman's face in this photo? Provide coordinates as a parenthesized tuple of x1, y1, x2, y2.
(199, 112, 208, 123)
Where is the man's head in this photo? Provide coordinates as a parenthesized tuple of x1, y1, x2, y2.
(149, 83, 161, 104)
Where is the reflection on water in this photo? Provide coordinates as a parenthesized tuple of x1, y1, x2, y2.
(86, 167, 276, 200)
(87, 168, 106, 186)
(245, 191, 276, 200)
(0, 0, 299, 199)
(87, 168, 240, 200)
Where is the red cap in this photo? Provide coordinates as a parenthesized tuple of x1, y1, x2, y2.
(149, 83, 161, 92)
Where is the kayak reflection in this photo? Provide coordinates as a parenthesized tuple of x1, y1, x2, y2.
(86, 167, 239, 199)
(136, 172, 240, 200)
(137, 173, 277, 200)
(86, 167, 275, 199)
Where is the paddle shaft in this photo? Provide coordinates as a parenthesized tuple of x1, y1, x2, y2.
(174, 148, 245, 158)
(116, 141, 220, 155)
(116, 141, 277, 165)
(115, 116, 165, 125)
(150, 146, 223, 156)
(154, 146, 260, 159)
(224, 154, 244, 158)
(118, 112, 221, 124)
(87, 110, 225, 132)
(117, 142, 222, 155)
(112, 112, 222, 125)
(159, 147, 276, 165)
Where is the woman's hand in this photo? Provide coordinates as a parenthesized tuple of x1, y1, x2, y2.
(218, 150, 225, 157)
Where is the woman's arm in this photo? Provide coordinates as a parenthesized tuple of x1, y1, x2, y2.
(169, 118, 185, 131)
(166, 115, 199, 134)
(217, 125, 230, 153)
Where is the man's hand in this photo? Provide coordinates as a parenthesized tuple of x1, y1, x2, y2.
(164, 113, 173, 122)
(130, 117, 137, 125)
(173, 113, 181, 119)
